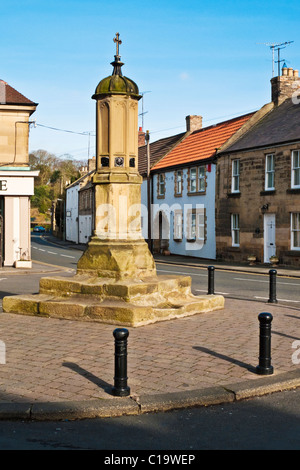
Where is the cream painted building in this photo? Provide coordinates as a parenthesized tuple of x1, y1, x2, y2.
(0, 80, 38, 267)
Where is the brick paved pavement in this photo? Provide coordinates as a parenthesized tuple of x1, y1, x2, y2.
(0, 296, 299, 404)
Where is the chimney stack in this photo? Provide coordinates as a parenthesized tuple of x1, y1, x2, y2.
(271, 64, 300, 106)
(186, 115, 202, 133)
(0, 80, 6, 104)
(88, 156, 96, 172)
(138, 127, 146, 146)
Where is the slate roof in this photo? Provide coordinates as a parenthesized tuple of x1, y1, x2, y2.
(0, 80, 37, 106)
(151, 113, 254, 172)
(66, 170, 96, 190)
(222, 98, 300, 153)
(138, 132, 186, 176)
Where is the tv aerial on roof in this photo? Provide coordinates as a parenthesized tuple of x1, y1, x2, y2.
(258, 41, 294, 77)
(139, 91, 151, 130)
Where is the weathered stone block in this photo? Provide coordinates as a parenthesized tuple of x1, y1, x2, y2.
(2, 294, 47, 316)
(76, 238, 156, 280)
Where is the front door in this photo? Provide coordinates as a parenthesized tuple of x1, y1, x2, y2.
(264, 214, 276, 263)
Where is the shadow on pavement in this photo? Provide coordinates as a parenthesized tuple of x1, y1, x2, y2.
(62, 362, 113, 395)
(193, 346, 256, 373)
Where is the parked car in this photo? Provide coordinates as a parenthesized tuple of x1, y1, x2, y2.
(33, 226, 46, 233)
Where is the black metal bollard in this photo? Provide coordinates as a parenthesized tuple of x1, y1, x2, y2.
(256, 312, 274, 375)
(112, 328, 130, 397)
(268, 269, 278, 303)
(207, 266, 215, 295)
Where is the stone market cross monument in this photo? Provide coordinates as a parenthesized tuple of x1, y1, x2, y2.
(3, 34, 224, 327)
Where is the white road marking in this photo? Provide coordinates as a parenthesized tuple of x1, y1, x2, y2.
(276, 281, 300, 286)
(234, 277, 300, 286)
(32, 243, 77, 259)
(157, 269, 206, 277)
(195, 289, 230, 295)
(234, 277, 268, 283)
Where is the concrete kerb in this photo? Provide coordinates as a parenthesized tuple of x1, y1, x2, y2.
(155, 257, 300, 279)
(0, 261, 72, 275)
(0, 370, 299, 421)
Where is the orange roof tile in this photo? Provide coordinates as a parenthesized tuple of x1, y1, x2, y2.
(151, 113, 255, 171)
(138, 132, 185, 176)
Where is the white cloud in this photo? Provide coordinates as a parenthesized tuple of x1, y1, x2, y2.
(179, 72, 189, 81)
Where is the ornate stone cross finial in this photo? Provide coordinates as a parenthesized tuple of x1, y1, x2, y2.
(113, 33, 122, 56)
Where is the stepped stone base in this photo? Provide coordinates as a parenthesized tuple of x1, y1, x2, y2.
(2, 273, 224, 327)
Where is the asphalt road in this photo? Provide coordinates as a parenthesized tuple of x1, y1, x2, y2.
(30, 234, 300, 308)
(0, 388, 299, 450)
(31, 234, 81, 270)
(157, 263, 300, 306)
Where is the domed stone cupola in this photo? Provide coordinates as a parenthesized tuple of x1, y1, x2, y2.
(92, 33, 140, 100)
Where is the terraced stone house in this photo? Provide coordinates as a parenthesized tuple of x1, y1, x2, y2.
(215, 64, 300, 267)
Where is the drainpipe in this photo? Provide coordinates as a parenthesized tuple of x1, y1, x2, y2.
(145, 130, 152, 253)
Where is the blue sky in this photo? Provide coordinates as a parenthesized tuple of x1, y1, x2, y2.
(2, 0, 300, 161)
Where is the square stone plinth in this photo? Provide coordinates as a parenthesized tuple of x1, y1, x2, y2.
(2, 274, 224, 327)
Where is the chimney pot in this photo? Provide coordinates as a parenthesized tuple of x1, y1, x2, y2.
(138, 127, 146, 147)
(271, 64, 300, 105)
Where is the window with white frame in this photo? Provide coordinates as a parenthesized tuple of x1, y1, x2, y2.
(189, 166, 206, 193)
(173, 210, 183, 240)
(198, 166, 205, 192)
(175, 170, 182, 195)
(158, 173, 165, 196)
(187, 208, 206, 242)
(231, 159, 240, 193)
(291, 150, 300, 188)
(190, 168, 197, 193)
(197, 209, 205, 241)
(265, 154, 275, 190)
(291, 212, 300, 250)
(231, 214, 240, 246)
(188, 211, 197, 240)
